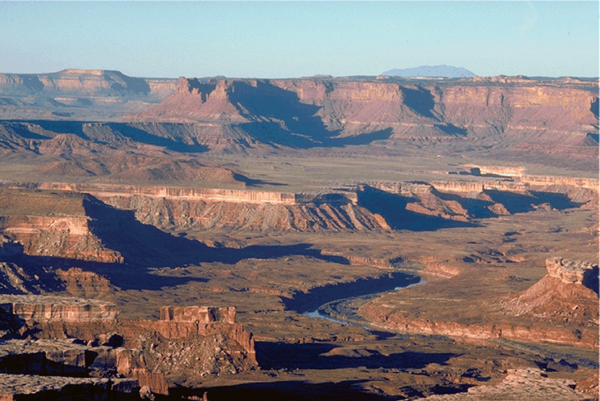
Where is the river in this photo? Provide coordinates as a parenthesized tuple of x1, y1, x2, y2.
(303, 276, 425, 329)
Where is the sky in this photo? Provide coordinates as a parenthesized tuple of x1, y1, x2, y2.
(0, 1, 598, 78)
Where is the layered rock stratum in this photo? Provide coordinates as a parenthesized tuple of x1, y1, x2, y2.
(0, 68, 597, 399)
(421, 368, 593, 401)
(0, 70, 597, 171)
(125, 75, 598, 163)
(502, 257, 599, 327)
(360, 257, 599, 348)
(0, 294, 256, 398)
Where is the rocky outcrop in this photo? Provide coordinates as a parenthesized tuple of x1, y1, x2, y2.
(545, 257, 598, 285)
(160, 306, 236, 324)
(0, 296, 257, 396)
(55, 268, 115, 299)
(137, 306, 255, 361)
(0, 236, 65, 295)
(1, 72, 597, 167)
(5, 181, 355, 206)
(0, 214, 123, 263)
(0, 182, 378, 232)
(0, 374, 139, 400)
(102, 194, 384, 232)
(127, 76, 598, 160)
(519, 175, 599, 191)
(361, 309, 599, 348)
(0, 69, 175, 99)
(464, 165, 525, 177)
(0, 295, 118, 323)
(361, 257, 599, 348)
(421, 368, 592, 400)
(502, 258, 598, 329)
(4, 178, 591, 236)
(0, 189, 123, 263)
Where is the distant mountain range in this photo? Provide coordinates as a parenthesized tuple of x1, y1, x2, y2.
(382, 65, 476, 78)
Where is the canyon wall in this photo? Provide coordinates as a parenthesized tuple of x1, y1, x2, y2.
(0, 70, 176, 99)
(0, 295, 257, 395)
(2, 175, 594, 238)
(133, 77, 598, 152)
(0, 215, 123, 263)
(361, 257, 599, 349)
(0, 295, 118, 322)
(4, 181, 356, 206)
(1, 71, 597, 163)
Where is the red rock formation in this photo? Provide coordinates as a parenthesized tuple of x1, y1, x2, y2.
(160, 306, 236, 324)
(0, 295, 118, 322)
(0, 215, 123, 263)
(544, 257, 598, 285)
(56, 268, 115, 298)
(420, 368, 590, 400)
(361, 257, 599, 348)
(503, 258, 598, 328)
(127, 77, 598, 160)
(0, 296, 257, 395)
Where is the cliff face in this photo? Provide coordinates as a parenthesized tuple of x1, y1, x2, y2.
(0, 295, 257, 395)
(1, 73, 597, 172)
(0, 70, 176, 122)
(502, 258, 598, 327)
(0, 214, 123, 263)
(0, 69, 175, 98)
(360, 257, 599, 348)
(130, 77, 598, 159)
(2, 175, 593, 237)
(0, 295, 118, 323)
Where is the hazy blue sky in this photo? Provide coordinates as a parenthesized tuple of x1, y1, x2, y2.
(1, 2, 597, 78)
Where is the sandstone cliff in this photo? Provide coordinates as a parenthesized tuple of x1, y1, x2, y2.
(0, 189, 123, 263)
(0, 69, 175, 99)
(360, 257, 599, 348)
(2, 177, 592, 237)
(502, 258, 598, 327)
(0, 295, 257, 396)
(421, 368, 592, 401)
(128, 76, 598, 161)
(1, 72, 596, 168)
(0, 295, 118, 322)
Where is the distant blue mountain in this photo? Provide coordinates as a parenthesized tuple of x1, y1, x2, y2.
(382, 65, 476, 78)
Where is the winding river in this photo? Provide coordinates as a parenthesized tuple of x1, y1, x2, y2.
(303, 275, 425, 329)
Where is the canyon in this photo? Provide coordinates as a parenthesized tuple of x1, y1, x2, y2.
(0, 69, 597, 400)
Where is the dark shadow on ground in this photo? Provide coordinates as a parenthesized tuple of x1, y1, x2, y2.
(430, 189, 498, 219)
(334, 128, 394, 146)
(584, 133, 599, 146)
(437, 123, 467, 137)
(0, 121, 49, 139)
(256, 342, 457, 371)
(100, 71, 151, 95)
(105, 123, 209, 153)
(71, 195, 351, 290)
(0, 253, 208, 293)
(228, 81, 394, 149)
(17, 75, 45, 92)
(229, 81, 337, 147)
(232, 172, 288, 187)
(357, 186, 478, 231)
(401, 87, 436, 119)
(485, 190, 579, 214)
(282, 272, 419, 314)
(173, 380, 405, 401)
(583, 266, 599, 295)
(10, 121, 210, 153)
